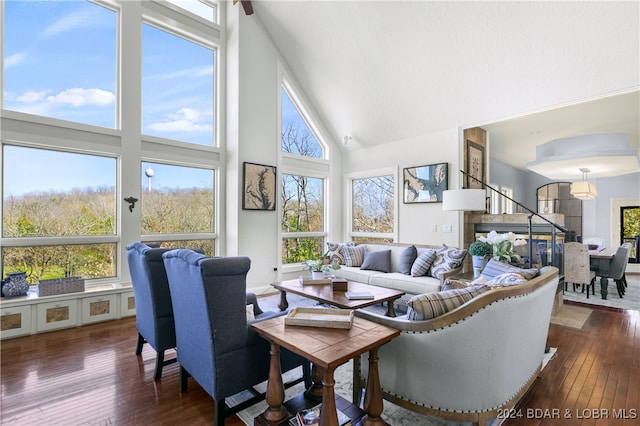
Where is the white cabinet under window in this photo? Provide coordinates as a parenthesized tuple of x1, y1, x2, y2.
(36, 300, 79, 332)
(1, 286, 135, 339)
(120, 291, 136, 317)
(82, 294, 118, 324)
(0, 305, 32, 339)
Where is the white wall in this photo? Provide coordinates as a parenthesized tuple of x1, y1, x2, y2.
(344, 128, 463, 247)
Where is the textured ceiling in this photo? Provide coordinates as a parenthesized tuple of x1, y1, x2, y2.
(250, 1, 639, 170)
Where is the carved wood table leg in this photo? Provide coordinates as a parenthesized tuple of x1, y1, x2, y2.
(385, 301, 396, 317)
(277, 290, 289, 311)
(362, 347, 386, 426)
(304, 363, 324, 400)
(259, 342, 289, 424)
(319, 367, 339, 426)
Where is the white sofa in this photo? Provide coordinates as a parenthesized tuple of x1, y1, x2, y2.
(353, 266, 559, 425)
(334, 243, 465, 295)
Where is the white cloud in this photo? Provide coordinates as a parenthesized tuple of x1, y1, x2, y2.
(17, 90, 48, 103)
(46, 88, 115, 107)
(149, 107, 212, 133)
(5, 52, 27, 69)
(42, 10, 98, 38)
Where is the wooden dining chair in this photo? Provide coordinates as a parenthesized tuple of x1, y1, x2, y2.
(564, 242, 596, 298)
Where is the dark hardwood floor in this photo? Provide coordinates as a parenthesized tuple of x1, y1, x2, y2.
(1, 278, 639, 426)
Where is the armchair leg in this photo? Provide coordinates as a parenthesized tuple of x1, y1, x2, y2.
(180, 366, 190, 392)
(135, 333, 145, 355)
(154, 350, 165, 380)
(213, 398, 226, 426)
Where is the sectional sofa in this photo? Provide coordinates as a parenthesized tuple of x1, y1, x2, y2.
(326, 242, 466, 295)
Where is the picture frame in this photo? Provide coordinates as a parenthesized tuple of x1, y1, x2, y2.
(403, 162, 448, 203)
(465, 140, 485, 189)
(242, 162, 277, 210)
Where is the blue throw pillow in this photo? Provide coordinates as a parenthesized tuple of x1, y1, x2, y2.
(397, 245, 417, 275)
(360, 249, 391, 273)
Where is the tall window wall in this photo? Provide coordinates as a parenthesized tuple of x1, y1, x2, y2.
(279, 79, 329, 264)
(1, 0, 221, 285)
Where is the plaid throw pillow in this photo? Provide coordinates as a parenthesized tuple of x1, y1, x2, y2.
(407, 284, 491, 320)
(343, 245, 366, 267)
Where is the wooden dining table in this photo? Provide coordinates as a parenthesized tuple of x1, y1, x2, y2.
(589, 246, 618, 300)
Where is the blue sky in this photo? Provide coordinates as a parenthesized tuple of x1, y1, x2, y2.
(2, 0, 216, 196)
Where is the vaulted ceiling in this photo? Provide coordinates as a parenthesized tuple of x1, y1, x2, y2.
(249, 1, 639, 171)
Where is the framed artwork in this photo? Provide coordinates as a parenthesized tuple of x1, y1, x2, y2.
(403, 162, 448, 203)
(242, 162, 277, 210)
(466, 140, 485, 189)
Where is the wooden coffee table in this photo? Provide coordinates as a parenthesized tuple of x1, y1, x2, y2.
(272, 279, 405, 317)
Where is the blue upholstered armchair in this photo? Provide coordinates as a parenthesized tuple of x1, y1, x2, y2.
(126, 242, 177, 380)
(162, 249, 310, 425)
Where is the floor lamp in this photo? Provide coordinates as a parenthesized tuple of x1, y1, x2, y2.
(443, 170, 568, 268)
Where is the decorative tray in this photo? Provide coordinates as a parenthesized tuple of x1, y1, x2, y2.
(284, 307, 354, 329)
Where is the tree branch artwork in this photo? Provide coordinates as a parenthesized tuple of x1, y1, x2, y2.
(243, 162, 277, 210)
(403, 162, 448, 203)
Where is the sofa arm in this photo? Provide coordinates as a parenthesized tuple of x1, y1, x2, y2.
(440, 264, 464, 286)
(246, 292, 264, 315)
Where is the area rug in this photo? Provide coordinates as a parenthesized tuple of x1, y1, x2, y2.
(236, 294, 557, 426)
(236, 350, 557, 426)
(562, 274, 639, 313)
(550, 304, 593, 329)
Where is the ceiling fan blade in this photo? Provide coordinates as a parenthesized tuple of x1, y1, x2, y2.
(233, 0, 254, 16)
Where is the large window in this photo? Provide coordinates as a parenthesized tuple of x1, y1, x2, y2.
(142, 23, 215, 146)
(140, 162, 215, 255)
(2, 146, 117, 281)
(1, 1, 221, 285)
(279, 79, 329, 264)
(281, 88, 323, 158)
(350, 173, 395, 243)
(3, 0, 116, 128)
(281, 174, 324, 263)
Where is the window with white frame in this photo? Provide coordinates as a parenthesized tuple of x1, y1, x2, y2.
(3, 0, 117, 128)
(281, 87, 324, 158)
(279, 79, 329, 264)
(349, 172, 395, 244)
(142, 22, 215, 146)
(1, 0, 221, 285)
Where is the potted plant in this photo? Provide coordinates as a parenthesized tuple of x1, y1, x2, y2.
(469, 240, 492, 278)
(479, 230, 526, 264)
(304, 258, 340, 279)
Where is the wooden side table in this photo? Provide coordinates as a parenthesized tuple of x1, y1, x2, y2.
(251, 316, 400, 426)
